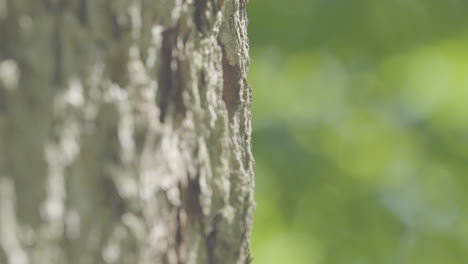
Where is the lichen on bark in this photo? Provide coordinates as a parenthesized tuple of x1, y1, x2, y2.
(0, 0, 254, 263)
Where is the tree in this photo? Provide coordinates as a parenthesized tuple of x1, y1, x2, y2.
(0, 0, 254, 263)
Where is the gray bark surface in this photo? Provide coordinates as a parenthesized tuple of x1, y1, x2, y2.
(0, 0, 254, 263)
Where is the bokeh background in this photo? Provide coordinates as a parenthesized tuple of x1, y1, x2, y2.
(247, 1, 468, 263)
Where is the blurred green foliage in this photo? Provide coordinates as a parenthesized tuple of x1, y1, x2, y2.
(248, 1, 468, 263)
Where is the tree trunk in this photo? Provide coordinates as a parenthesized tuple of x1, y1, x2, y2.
(0, 0, 254, 263)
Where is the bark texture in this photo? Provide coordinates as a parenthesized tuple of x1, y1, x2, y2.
(0, 0, 254, 263)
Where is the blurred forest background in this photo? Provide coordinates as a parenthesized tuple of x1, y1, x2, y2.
(248, 1, 468, 263)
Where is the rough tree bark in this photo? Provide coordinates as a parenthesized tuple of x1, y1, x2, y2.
(0, 0, 254, 263)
